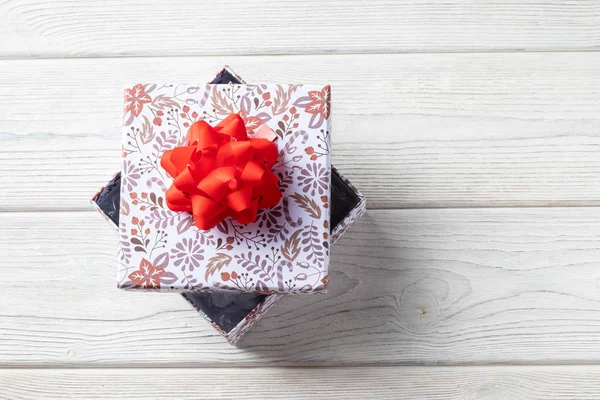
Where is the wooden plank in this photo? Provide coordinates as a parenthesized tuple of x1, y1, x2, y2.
(1, 0, 599, 58)
(1, 208, 600, 366)
(2, 365, 600, 399)
(1, 53, 600, 210)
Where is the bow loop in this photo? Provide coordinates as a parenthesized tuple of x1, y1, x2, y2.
(214, 113, 248, 141)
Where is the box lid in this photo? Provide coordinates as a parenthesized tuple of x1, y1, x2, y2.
(118, 83, 331, 294)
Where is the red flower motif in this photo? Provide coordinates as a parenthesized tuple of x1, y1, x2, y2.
(304, 86, 330, 120)
(125, 84, 152, 117)
(128, 258, 165, 289)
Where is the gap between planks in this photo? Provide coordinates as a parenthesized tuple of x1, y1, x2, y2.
(2, 49, 600, 61)
(4, 363, 600, 369)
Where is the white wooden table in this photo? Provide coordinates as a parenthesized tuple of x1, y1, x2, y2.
(1, 1, 600, 398)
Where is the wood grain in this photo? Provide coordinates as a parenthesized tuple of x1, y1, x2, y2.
(2, 366, 600, 399)
(1, 208, 600, 366)
(2, 0, 600, 395)
(1, 0, 599, 58)
(2, 53, 600, 210)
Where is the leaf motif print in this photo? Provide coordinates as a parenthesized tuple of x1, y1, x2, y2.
(120, 195, 130, 217)
(152, 130, 178, 158)
(216, 220, 230, 235)
(235, 252, 273, 282)
(243, 115, 264, 133)
(205, 253, 233, 281)
(240, 94, 251, 115)
(272, 84, 301, 117)
(238, 110, 272, 135)
(254, 112, 272, 125)
(287, 84, 301, 95)
(159, 271, 178, 285)
(151, 94, 180, 110)
(277, 170, 294, 191)
(148, 209, 179, 229)
(308, 112, 325, 129)
(290, 193, 322, 219)
(153, 252, 170, 269)
(194, 230, 216, 246)
(255, 280, 269, 293)
(293, 96, 312, 108)
(211, 88, 235, 115)
(281, 229, 302, 262)
(300, 222, 325, 266)
(118, 83, 332, 294)
(145, 84, 157, 94)
(271, 85, 290, 116)
(176, 214, 194, 234)
(118, 222, 132, 263)
(139, 116, 155, 144)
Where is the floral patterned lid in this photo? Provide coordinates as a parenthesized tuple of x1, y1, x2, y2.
(118, 83, 331, 294)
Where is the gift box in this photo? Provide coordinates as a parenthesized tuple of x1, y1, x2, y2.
(92, 166, 364, 342)
(119, 81, 333, 294)
(91, 67, 366, 343)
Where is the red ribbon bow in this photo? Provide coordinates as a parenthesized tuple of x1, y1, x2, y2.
(160, 114, 282, 230)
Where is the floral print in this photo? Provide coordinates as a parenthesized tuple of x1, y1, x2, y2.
(171, 237, 204, 271)
(119, 83, 332, 294)
(293, 85, 331, 129)
(124, 84, 152, 117)
(90, 70, 364, 344)
(305, 87, 331, 119)
(255, 204, 283, 229)
(297, 162, 330, 196)
(121, 159, 140, 191)
(128, 258, 165, 288)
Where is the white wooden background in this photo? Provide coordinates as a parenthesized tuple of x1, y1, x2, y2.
(1, 1, 600, 399)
